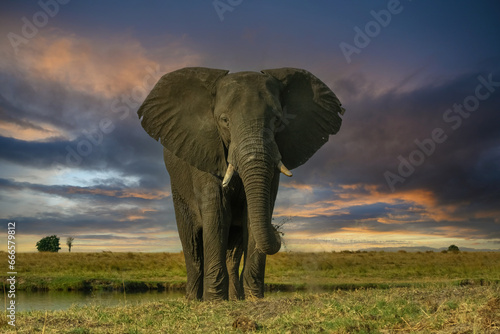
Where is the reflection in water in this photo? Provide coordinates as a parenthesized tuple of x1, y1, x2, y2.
(11, 290, 185, 312)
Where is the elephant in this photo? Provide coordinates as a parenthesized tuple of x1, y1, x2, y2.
(137, 67, 345, 301)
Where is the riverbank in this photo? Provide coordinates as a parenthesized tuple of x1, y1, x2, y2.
(2, 285, 499, 333)
(2, 251, 500, 292)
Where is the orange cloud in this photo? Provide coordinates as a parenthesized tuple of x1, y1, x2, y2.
(66, 187, 170, 200)
(276, 183, 464, 223)
(280, 182, 313, 192)
(0, 120, 67, 141)
(2, 30, 201, 99)
(124, 208, 160, 221)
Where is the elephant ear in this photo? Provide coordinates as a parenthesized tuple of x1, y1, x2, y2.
(138, 67, 229, 176)
(262, 68, 345, 170)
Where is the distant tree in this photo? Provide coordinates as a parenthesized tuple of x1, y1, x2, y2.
(36, 235, 61, 252)
(66, 237, 75, 252)
(448, 245, 460, 253)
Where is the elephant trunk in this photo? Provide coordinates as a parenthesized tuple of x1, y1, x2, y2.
(234, 134, 281, 255)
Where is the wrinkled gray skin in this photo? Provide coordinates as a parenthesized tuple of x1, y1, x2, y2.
(138, 67, 344, 301)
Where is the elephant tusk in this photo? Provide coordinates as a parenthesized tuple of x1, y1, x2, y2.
(222, 164, 235, 188)
(278, 161, 293, 177)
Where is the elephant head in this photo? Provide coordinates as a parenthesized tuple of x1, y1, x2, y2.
(138, 67, 344, 255)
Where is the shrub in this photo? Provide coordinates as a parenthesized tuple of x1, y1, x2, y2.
(36, 235, 61, 252)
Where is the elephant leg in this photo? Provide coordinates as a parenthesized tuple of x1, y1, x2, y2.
(172, 189, 204, 301)
(226, 225, 244, 300)
(200, 177, 230, 301)
(165, 149, 204, 300)
(180, 227, 204, 300)
(241, 232, 267, 299)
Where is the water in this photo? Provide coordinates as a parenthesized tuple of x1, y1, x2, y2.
(4, 290, 300, 312)
(4, 290, 185, 312)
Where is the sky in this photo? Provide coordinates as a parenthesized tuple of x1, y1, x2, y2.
(0, 0, 499, 252)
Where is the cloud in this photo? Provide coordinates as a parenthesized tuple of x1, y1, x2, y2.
(280, 181, 314, 193)
(0, 29, 203, 206)
(1, 29, 201, 99)
(0, 27, 202, 152)
(275, 179, 500, 243)
(0, 178, 169, 204)
(1, 17, 499, 252)
(285, 68, 500, 214)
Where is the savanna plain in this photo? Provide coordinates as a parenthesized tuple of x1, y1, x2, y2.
(1, 251, 499, 333)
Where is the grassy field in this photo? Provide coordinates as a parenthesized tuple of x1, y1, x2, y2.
(1, 251, 499, 333)
(3, 251, 500, 291)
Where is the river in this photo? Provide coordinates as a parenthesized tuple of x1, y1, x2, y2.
(5, 290, 185, 312)
(5, 290, 297, 312)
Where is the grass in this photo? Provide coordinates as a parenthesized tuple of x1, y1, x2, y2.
(3, 251, 499, 291)
(266, 251, 500, 287)
(1, 251, 499, 332)
(2, 252, 188, 291)
(1, 285, 499, 333)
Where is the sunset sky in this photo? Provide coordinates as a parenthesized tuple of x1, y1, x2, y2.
(1, 1, 499, 252)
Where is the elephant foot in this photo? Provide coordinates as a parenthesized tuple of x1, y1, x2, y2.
(203, 266, 229, 301)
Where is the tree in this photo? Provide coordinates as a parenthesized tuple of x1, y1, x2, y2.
(36, 235, 61, 252)
(66, 237, 75, 252)
(448, 244, 460, 253)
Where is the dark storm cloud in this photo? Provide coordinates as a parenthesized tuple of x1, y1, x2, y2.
(0, 133, 167, 186)
(0, 103, 48, 133)
(0, 211, 172, 237)
(0, 176, 175, 240)
(0, 176, 175, 236)
(0, 72, 108, 133)
(0, 178, 169, 205)
(0, 61, 173, 196)
(0, 136, 68, 167)
(290, 68, 500, 210)
(0, 65, 166, 170)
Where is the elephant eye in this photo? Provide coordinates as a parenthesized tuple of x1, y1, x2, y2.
(220, 114, 230, 128)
